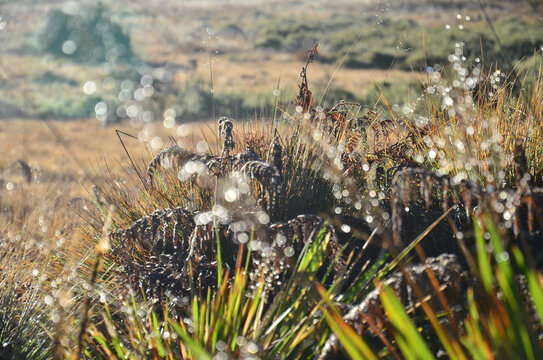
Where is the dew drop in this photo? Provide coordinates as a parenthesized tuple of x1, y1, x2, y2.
(215, 340, 227, 352)
(44, 295, 54, 305)
(275, 233, 286, 246)
(238, 232, 249, 244)
(196, 141, 208, 153)
(177, 124, 192, 137)
(163, 116, 176, 129)
(95, 102, 107, 116)
(83, 81, 96, 95)
(258, 212, 270, 224)
(224, 188, 239, 202)
(61, 40, 76, 54)
(236, 336, 247, 346)
(284, 247, 295, 257)
(246, 342, 259, 354)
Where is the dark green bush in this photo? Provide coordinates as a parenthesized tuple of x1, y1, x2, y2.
(37, 95, 108, 119)
(174, 79, 279, 120)
(32, 71, 78, 86)
(254, 15, 543, 72)
(34, 5, 134, 64)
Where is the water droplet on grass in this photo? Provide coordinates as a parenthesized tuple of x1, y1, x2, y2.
(236, 336, 247, 346)
(224, 188, 239, 202)
(51, 312, 60, 323)
(177, 124, 192, 137)
(238, 232, 249, 244)
(246, 342, 259, 354)
(95, 102, 107, 116)
(83, 81, 96, 95)
(150, 136, 163, 149)
(276, 234, 286, 246)
(257, 212, 270, 224)
(284, 247, 295, 257)
(196, 141, 208, 153)
(61, 40, 76, 54)
(215, 340, 227, 352)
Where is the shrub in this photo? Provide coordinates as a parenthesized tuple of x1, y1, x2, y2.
(34, 5, 134, 64)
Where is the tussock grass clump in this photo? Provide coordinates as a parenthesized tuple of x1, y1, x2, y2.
(0, 251, 52, 360)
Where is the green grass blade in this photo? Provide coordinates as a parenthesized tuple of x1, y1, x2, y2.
(214, 218, 223, 288)
(474, 217, 493, 293)
(317, 283, 378, 360)
(461, 289, 489, 360)
(384, 206, 455, 276)
(342, 253, 388, 303)
(297, 226, 329, 278)
(379, 285, 434, 360)
(513, 247, 543, 328)
(152, 312, 165, 358)
(170, 320, 213, 360)
(92, 333, 113, 357)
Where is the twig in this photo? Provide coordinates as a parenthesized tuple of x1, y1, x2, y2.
(115, 129, 148, 189)
(209, 53, 216, 120)
(477, 0, 515, 71)
(75, 206, 114, 360)
(40, 119, 88, 179)
(273, 72, 282, 123)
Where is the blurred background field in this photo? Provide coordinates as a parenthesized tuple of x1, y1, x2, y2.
(1, 0, 542, 120)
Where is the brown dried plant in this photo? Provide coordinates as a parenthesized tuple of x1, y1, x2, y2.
(108, 115, 352, 313)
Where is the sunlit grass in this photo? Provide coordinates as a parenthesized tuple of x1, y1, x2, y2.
(1, 3, 542, 358)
